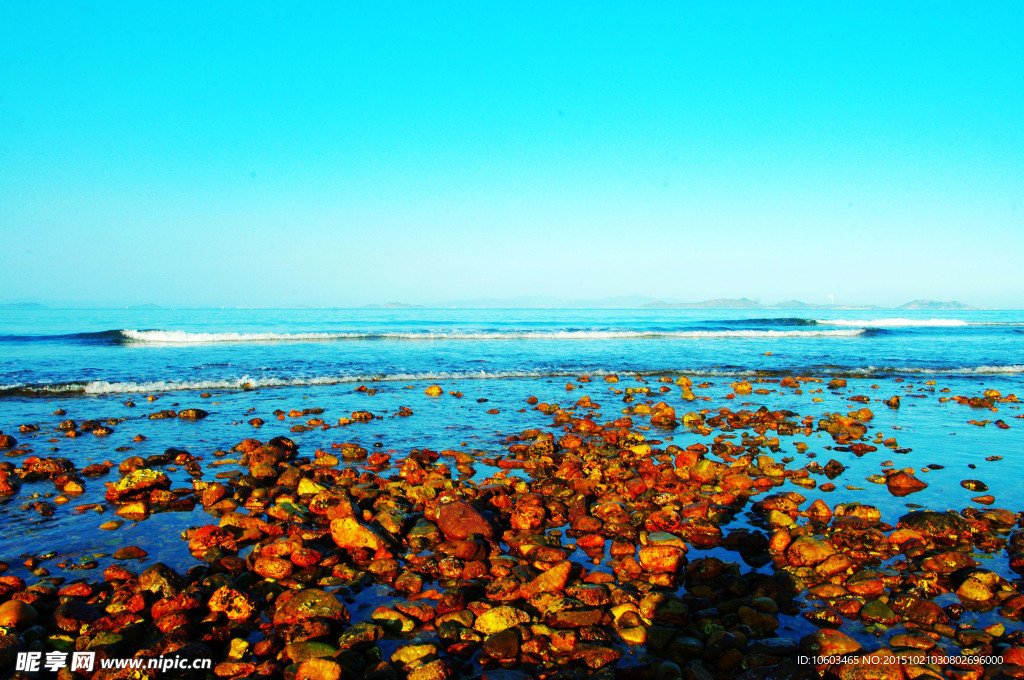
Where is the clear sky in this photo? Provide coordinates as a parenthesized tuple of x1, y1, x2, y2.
(1, 2, 1022, 308)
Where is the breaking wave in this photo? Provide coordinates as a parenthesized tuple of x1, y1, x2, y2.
(2, 363, 1021, 397)
(0, 369, 758, 396)
(118, 328, 866, 343)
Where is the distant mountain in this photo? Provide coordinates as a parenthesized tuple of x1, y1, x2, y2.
(430, 295, 658, 309)
(642, 298, 765, 309)
(0, 302, 47, 310)
(772, 299, 813, 309)
(897, 299, 979, 311)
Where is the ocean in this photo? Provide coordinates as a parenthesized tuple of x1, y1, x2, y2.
(1, 308, 1022, 396)
(0, 307, 1022, 665)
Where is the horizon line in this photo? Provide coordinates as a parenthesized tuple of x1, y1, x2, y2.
(0, 305, 1014, 311)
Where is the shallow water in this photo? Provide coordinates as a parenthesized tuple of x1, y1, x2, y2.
(1, 308, 1021, 396)
(0, 308, 1022, 664)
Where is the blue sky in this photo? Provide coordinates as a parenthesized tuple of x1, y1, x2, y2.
(1, 2, 1022, 307)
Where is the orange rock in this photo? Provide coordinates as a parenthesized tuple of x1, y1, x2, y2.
(0, 600, 38, 627)
(787, 537, 835, 566)
(799, 629, 861, 657)
(732, 381, 753, 395)
(436, 501, 495, 540)
(638, 546, 686, 573)
(807, 499, 833, 522)
(885, 471, 927, 496)
(254, 556, 293, 580)
(510, 505, 545, 531)
(768, 530, 791, 554)
(296, 659, 342, 680)
(521, 560, 572, 598)
(887, 528, 924, 546)
(208, 586, 254, 620)
(330, 517, 389, 551)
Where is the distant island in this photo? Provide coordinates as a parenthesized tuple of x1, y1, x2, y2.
(896, 299, 979, 311)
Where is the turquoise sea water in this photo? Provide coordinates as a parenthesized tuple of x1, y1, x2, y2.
(1, 308, 1022, 395)
(0, 308, 1022, 654)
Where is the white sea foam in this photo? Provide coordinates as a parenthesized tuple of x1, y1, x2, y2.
(880, 364, 1024, 374)
(852, 364, 1024, 375)
(120, 328, 866, 344)
(6, 369, 763, 396)
(5, 362, 1022, 396)
(121, 330, 362, 343)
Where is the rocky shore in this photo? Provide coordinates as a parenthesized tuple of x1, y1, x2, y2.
(0, 375, 1021, 680)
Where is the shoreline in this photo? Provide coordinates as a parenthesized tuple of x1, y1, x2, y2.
(0, 374, 1021, 678)
(3, 364, 1024, 400)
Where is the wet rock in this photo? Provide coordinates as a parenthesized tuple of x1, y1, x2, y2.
(891, 594, 947, 625)
(139, 563, 184, 598)
(806, 499, 833, 522)
(330, 517, 389, 551)
(482, 628, 520, 661)
(738, 605, 779, 634)
(408, 659, 454, 680)
(520, 560, 571, 598)
(897, 511, 971, 541)
(53, 600, 101, 633)
(832, 653, 904, 680)
(188, 525, 235, 559)
(885, 470, 927, 496)
(285, 640, 339, 663)
(0, 626, 21, 666)
(921, 551, 977, 574)
(437, 500, 495, 541)
(105, 468, 171, 502)
(638, 546, 687, 573)
(273, 589, 349, 626)
(112, 546, 148, 560)
(787, 537, 835, 566)
(732, 381, 753, 395)
(859, 599, 899, 625)
(178, 408, 209, 420)
(474, 606, 530, 635)
(956, 570, 1000, 603)
(799, 629, 861, 657)
(254, 555, 294, 579)
(296, 658, 345, 680)
(0, 600, 37, 627)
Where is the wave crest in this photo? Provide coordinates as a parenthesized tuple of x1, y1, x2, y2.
(120, 328, 866, 344)
(3, 363, 1022, 397)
